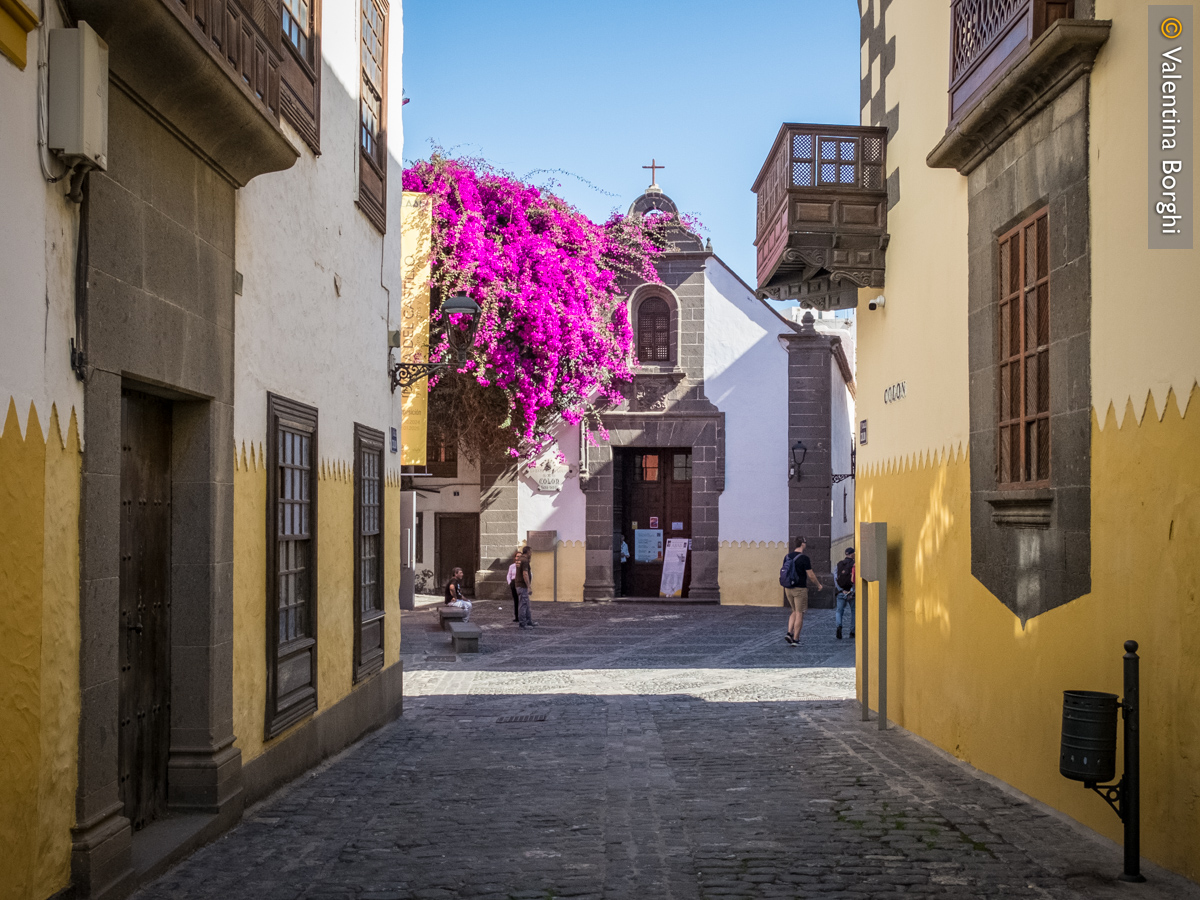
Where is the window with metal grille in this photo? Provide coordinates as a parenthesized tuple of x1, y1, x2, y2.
(266, 394, 318, 738)
(635, 454, 660, 482)
(637, 297, 670, 363)
(997, 208, 1050, 486)
(354, 424, 385, 681)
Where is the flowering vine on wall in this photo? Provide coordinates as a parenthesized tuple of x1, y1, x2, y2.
(402, 155, 699, 464)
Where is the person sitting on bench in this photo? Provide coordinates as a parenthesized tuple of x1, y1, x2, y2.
(444, 568, 472, 620)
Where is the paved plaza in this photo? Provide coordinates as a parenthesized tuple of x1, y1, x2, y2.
(135, 600, 1198, 900)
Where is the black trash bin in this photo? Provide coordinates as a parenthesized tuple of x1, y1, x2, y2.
(1061, 690, 1119, 783)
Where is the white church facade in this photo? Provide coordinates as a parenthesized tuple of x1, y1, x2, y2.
(408, 187, 856, 607)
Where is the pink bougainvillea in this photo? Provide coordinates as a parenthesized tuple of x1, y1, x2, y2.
(403, 155, 690, 462)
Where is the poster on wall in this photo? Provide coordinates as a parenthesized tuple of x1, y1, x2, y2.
(634, 529, 663, 562)
(659, 538, 689, 597)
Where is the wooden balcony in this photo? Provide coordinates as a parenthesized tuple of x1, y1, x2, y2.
(949, 0, 1074, 124)
(67, 0, 298, 185)
(752, 123, 889, 310)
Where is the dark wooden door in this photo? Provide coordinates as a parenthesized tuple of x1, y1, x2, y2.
(119, 390, 172, 831)
(619, 449, 693, 597)
(435, 514, 479, 596)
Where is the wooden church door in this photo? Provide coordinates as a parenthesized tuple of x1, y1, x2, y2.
(620, 449, 693, 597)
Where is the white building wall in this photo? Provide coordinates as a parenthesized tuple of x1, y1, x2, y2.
(0, 5, 86, 442)
(815, 318, 857, 558)
(702, 259, 790, 543)
(516, 422, 587, 543)
(233, 0, 403, 465)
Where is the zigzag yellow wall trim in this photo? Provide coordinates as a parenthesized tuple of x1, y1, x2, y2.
(0, 399, 81, 900)
(854, 385, 1199, 881)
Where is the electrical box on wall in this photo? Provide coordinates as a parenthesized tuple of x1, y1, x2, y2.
(859, 521, 887, 583)
(48, 21, 109, 170)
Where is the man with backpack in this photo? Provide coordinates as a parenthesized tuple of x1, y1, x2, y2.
(834, 547, 856, 640)
(779, 536, 824, 646)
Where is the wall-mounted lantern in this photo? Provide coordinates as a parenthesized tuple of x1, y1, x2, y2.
(389, 292, 481, 393)
(789, 440, 807, 482)
(1060, 641, 1145, 883)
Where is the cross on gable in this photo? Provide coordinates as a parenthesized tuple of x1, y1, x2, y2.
(642, 158, 665, 186)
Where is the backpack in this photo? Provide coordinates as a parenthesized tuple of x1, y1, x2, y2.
(779, 554, 802, 589)
(836, 558, 855, 591)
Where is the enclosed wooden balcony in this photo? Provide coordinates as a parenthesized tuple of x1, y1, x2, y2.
(949, 0, 1074, 124)
(67, 0, 298, 185)
(752, 124, 889, 310)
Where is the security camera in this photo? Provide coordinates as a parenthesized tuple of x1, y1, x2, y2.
(867, 295, 886, 311)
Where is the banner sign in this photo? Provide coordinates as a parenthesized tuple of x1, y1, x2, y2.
(399, 192, 433, 464)
(659, 538, 689, 597)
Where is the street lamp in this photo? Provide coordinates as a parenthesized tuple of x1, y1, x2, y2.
(389, 292, 481, 392)
(789, 440, 807, 481)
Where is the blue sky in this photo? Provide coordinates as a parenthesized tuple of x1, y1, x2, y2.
(401, 0, 860, 285)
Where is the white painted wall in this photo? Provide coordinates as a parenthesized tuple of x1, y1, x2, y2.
(0, 4, 86, 442)
(516, 421, 587, 543)
(412, 450, 480, 592)
(815, 318, 857, 549)
(703, 258, 791, 543)
(234, 0, 403, 468)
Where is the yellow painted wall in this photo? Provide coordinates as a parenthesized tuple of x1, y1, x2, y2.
(1090, 0, 1199, 422)
(0, 400, 80, 900)
(855, 387, 1200, 881)
(232, 447, 404, 764)
(718, 541, 789, 606)
(855, 0, 971, 469)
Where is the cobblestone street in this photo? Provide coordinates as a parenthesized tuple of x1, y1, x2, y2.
(136, 601, 1198, 900)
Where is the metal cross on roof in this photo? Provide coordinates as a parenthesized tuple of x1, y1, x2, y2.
(642, 158, 665, 186)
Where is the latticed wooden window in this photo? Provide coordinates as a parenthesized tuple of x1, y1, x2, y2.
(282, 0, 311, 57)
(354, 424, 385, 681)
(277, 427, 312, 642)
(357, 0, 388, 231)
(266, 394, 318, 737)
(638, 297, 670, 363)
(997, 208, 1050, 486)
(360, 0, 385, 162)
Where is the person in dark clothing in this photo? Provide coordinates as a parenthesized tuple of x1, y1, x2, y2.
(781, 536, 823, 645)
(443, 567, 471, 619)
(514, 547, 536, 628)
(507, 548, 522, 622)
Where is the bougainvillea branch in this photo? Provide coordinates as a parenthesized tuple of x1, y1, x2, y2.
(402, 154, 696, 464)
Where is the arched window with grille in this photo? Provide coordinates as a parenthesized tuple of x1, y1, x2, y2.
(637, 297, 671, 363)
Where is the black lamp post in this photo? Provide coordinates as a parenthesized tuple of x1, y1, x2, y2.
(790, 440, 807, 481)
(389, 292, 481, 392)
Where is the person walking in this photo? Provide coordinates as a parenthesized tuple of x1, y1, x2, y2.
(443, 567, 472, 620)
(779, 536, 823, 645)
(507, 548, 522, 623)
(834, 547, 856, 640)
(514, 547, 536, 628)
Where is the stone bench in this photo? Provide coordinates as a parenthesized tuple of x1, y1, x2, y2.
(438, 606, 468, 631)
(448, 621, 482, 653)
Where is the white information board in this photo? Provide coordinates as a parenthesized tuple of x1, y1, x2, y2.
(659, 538, 689, 597)
(634, 529, 663, 563)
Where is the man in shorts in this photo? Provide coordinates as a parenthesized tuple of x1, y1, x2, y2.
(782, 536, 823, 645)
